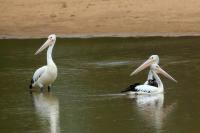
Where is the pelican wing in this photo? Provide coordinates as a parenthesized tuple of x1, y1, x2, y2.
(135, 85, 158, 93)
(32, 66, 47, 82)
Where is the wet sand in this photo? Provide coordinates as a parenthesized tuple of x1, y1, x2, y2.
(1, 0, 200, 38)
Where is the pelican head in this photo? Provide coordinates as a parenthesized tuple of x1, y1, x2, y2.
(35, 34, 56, 55)
(151, 64, 177, 82)
(130, 55, 159, 76)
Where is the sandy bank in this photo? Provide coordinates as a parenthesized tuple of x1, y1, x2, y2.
(1, 0, 200, 38)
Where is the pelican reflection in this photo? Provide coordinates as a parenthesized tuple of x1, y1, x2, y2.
(131, 94, 175, 131)
(32, 92, 60, 133)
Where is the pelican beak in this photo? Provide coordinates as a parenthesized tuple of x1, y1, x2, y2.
(130, 58, 154, 76)
(157, 66, 177, 83)
(35, 39, 51, 55)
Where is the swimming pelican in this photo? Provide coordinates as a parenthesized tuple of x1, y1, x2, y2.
(132, 55, 160, 86)
(122, 55, 160, 93)
(122, 63, 177, 95)
(30, 34, 57, 92)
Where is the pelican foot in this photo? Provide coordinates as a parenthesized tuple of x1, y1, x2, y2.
(29, 84, 32, 89)
(48, 86, 51, 92)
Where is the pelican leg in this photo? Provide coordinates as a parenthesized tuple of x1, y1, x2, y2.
(29, 85, 33, 94)
(38, 83, 44, 92)
(29, 89, 33, 94)
(40, 87, 44, 92)
(29, 84, 32, 89)
(48, 85, 51, 92)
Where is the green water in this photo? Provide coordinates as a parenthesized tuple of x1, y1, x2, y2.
(0, 37, 200, 133)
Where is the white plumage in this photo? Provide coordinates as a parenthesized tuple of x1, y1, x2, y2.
(32, 66, 46, 83)
(30, 34, 57, 92)
(125, 55, 177, 95)
(127, 65, 164, 95)
(135, 85, 159, 93)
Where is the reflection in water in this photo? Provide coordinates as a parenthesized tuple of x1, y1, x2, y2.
(130, 94, 175, 132)
(32, 92, 60, 133)
(2, 38, 200, 133)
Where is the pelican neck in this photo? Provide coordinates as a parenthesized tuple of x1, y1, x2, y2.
(47, 42, 55, 65)
(152, 70, 163, 90)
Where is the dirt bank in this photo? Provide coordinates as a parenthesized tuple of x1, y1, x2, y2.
(1, 0, 200, 38)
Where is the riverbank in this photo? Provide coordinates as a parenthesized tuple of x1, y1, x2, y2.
(2, 32, 200, 39)
(1, 0, 200, 38)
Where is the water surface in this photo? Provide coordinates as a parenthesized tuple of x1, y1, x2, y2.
(0, 37, 200, 133)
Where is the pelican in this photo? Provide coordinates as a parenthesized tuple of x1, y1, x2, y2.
(122, 63, 177, 95)
(132, 55, 160, 86)
(30, 34, 57, 92)
(122, 55, 160, 93)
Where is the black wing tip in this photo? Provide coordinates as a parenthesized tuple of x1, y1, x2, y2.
(29, 79, 34, 89)
(31, 79, 34, 84)
(147, 79, 158, 87)
(121, 83, 140, 93)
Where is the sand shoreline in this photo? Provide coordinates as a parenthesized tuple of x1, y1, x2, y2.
(1, 0, 200, 39)
(1, 32, 200, 39)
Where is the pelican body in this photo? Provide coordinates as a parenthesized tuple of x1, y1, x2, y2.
(122, 55, 177, 95)
(30, 34, 57, 92)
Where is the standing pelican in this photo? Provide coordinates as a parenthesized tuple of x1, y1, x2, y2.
(30, 34, 57, 92)
(122, 64, 177, 94)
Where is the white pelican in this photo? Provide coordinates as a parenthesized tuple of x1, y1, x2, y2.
(122, 63, 177, 95)
(132, 55, 160, 86)
(30, 34, 57, 92)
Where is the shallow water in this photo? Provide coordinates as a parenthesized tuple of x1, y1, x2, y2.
(0, 37, 200, 133)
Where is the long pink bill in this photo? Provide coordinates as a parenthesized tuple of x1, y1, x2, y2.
(35, 39, 51, 55)
(130, 59, 154, 76)
(158, 67, 177, 83)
